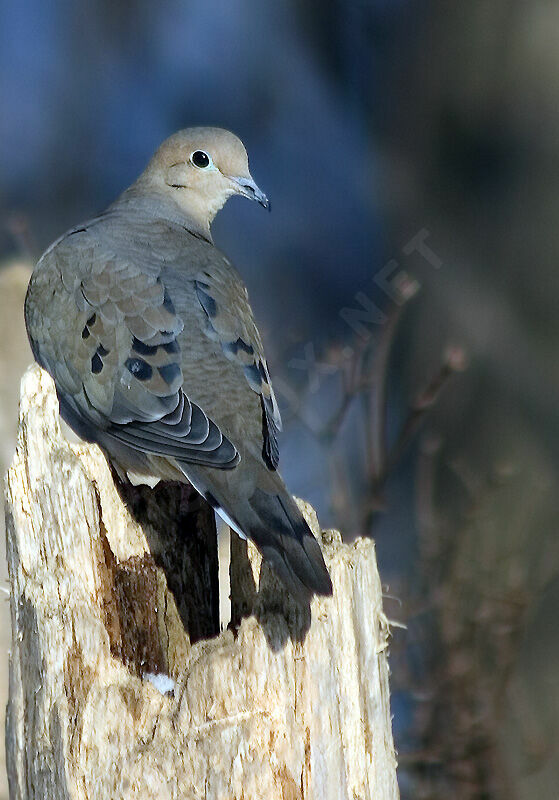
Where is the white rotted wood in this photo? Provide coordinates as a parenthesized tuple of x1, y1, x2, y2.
(4, 365, 399, 800)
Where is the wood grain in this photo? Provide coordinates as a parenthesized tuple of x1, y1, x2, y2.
(5, 365, 399, 800)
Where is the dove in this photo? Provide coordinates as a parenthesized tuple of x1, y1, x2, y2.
(24, 127, 332, 602)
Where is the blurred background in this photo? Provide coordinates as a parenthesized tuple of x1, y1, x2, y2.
(1, 1, 558, 797)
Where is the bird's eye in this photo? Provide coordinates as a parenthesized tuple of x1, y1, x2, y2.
(191, 150, 211, 169)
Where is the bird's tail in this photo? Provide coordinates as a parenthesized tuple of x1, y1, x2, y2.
(242, 487, 333, 602)
(179, 463, 332, 602)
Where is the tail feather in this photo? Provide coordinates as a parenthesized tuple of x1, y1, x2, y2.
(177, 462, 332, 602)
(247, 489, 333, 601)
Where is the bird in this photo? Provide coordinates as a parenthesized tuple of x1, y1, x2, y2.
(25, 127, 332, 603)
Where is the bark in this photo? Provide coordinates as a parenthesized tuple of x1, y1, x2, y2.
(4, 365, 399, 800)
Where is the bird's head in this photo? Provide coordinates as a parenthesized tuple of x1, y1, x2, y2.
(137, 127, 269, 235)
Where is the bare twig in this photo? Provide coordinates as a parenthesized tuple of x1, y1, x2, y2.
(382, 346, 468, 483)
(366, 275, 421, 483)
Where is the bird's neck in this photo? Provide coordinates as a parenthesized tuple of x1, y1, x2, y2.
(112, 183, 214, 243)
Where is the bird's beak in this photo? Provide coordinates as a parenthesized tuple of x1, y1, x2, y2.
(230, 176, 271, 211)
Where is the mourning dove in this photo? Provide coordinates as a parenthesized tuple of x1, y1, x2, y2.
(25, 127, 332, 602)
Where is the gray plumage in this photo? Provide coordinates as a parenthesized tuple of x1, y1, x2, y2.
(25, 127, 332, 602)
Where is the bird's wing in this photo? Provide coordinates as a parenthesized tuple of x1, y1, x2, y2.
(25, 227, 239, 468)
(193, 262, 282, 470)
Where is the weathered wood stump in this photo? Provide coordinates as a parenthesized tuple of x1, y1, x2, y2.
(4, 365, 399, 800)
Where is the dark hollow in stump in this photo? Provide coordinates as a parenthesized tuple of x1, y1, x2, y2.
(115, 479, 220, 644)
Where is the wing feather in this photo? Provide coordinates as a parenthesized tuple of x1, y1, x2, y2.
(194, 270, 281, 470)
(26, 226, 240, 470)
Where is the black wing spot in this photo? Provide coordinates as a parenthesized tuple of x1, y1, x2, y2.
(236, 338, 254, 356)
(224, 337, 255, 358)
(91, 353, 103, 374)
(161, 340, 180, 354)
(244, 363, 261, 385)
(87, 313, 96, 327)
(81, 326, 90, 339)
(222, 341, 238, 357)
(125, 357, 153, 381)
(97, 344, 109, 357)
(132, 337, 159, 356)
(195, 282, 217, 318)
(158, 363, 181, 386)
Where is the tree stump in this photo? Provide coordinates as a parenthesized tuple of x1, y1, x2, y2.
(4, 365, 399, 800)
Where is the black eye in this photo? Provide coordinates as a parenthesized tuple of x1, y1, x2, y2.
(191, 150, 210, 169)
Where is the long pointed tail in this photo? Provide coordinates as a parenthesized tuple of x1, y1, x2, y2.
(240, 488, 333, 602)
(177, 463, 332, 602)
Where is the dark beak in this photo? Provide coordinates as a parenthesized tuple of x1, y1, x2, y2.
(231, 176, 271, 211)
